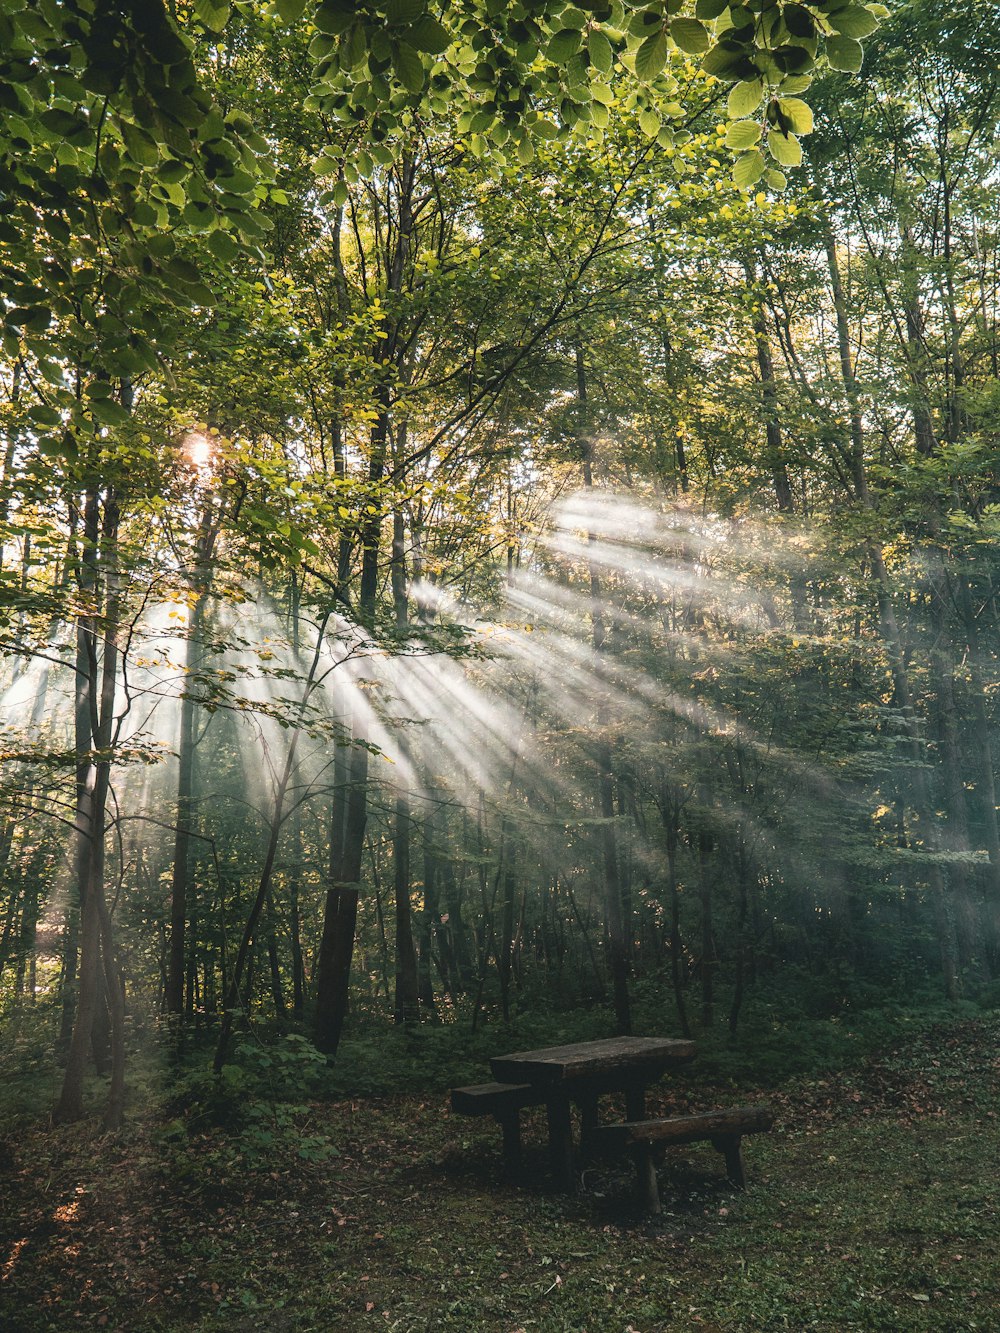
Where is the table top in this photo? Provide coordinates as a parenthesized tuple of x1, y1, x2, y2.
(490, 1036, 696, 1088)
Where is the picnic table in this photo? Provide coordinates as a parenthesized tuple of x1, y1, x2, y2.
(488, 1035, 696, 1190)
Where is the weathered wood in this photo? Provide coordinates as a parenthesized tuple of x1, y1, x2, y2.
(595, 1106, 773, 1151)
(712, 1134, 746, 1189)
(592, 1106, 773, 1213)
(450, 1081, 544, 1118)
(484, 1036, 697, 1192)
(490, 1036, 696, 1088)
(635, 1147, 661, 1215)
(546, 1090, 575, 1193)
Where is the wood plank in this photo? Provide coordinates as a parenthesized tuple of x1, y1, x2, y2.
(594, 1106, 773, 1150)
(450, 1081, 544, 1117)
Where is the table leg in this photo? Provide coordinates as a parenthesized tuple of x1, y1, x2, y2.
(546, 1091, 575, 1192)
(625, 1086, 646, 1122)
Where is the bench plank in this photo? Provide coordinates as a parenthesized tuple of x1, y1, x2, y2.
(592, 1106, 773, 1213)
(596, 1106, 773, 1150)
(450, 1081, 545, 1117)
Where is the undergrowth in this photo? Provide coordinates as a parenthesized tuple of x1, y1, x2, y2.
(2, 1008, 998, 1331)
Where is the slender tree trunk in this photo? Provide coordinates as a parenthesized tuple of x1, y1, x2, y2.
(313, 736, 367, 1055)
(728, 843, 751, 1037)
(216, 616, 330, 1071)
(288, 807, 306, 1017)
(665, 823, 691, 1040)
(166, 585, 209, 1016)
(498, 851, 516, 1023)
(55, 481, 126, 1126)
(744, 259, 794, 513)
(417, 835, 439, 1017)
(577, 344, 631, 1034)
(697, 818, 715, 1029)
(264, 889, 287, 1017)
(393, 788, 419, 1022)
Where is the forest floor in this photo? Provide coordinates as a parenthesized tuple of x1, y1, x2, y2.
(1, 1011, 998, 1332)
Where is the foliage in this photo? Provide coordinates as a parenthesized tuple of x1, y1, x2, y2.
(1, 0, 998, 1156)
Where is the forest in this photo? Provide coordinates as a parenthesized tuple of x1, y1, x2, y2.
(2, 1, 999, 1329)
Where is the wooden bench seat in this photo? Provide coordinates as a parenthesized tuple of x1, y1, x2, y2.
(450, 1081, 547, 1167)
(591, 1106, 774, 1214)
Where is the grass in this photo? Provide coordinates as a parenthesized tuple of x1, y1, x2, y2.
(1, 1008, 998, 1331)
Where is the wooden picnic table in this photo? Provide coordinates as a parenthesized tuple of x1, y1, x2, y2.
(490, 1036, 696, 1190)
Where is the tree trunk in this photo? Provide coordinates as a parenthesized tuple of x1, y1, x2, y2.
(393, 788, 419, 1022)
(744, 258, 795, 513)
(215, 615, 330, 1071)
(166, 510, 216, 1016)
(577, 344, 631, 1034)
(54, 481, 125, 1126)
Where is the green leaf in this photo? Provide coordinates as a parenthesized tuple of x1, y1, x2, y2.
(157, 179, 187, 208)
(589, 30, 613, 74)
(695, 0, 728, 17)
(773, 43, 815, 75)
(179, 281, 219, 307)
(207, 229, 240, 262)
(733, 148, 766, 189)
(827, 4, 879, 38)
(670, 17, 709, 54)
(39, 108, 85, 138)
(392, 40, 425, 92)
(702, 39, 750, 79)
(164, 258, 202, 287)
(275, 0, 308, 18)
(635, 29, 668, 81)
(560, 5, 588, 29)
(728, 79, 763, 117)
(24, 305, 52, 333)
(385, 0, 425, 21)
(193, 0, 230, 32)
(776, 96, 813, 135)
(767, 129, 802, 166)
(638, 107, 661, 137)
(783, 3, 816, 38)
(548, 28, 582, 62)
(89, 397, 130, 426)
(725, 119, 761, 149)
(765, 168, 787, 190)
(825, 34, 863, 72)
(120, 120, 159, 167)
(28, 404, 62, 428)
(408, 14, 450, 53)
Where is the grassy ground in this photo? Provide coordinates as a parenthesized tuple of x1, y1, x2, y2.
(2, 1013, 998, 1331)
